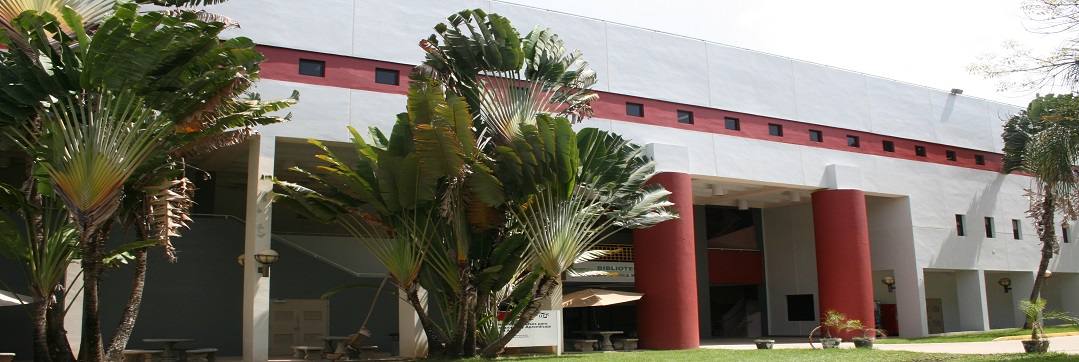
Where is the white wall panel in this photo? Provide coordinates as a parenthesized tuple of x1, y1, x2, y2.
(868, 157, 947, 229)
(605, 24, 710, 106)
(924, 271, 961, 333)
(712, 136, 805, 185)
(255, 81, 352, 143)
(985, 102, 1018, 152)
(792, 61, 872, 131)
(489, 2, 611, 92)
(797, 148, 876, 191)
(353, 0, 491, 64)
(706, 45, 797, 120)
(607, 121, 718, 176)
(865, 77, 936, 142)
(762, 203, 819, 337)
(929, 94, 997, 151)
(216, 0, 355, 56)
(985, 271, 1017, 329)
(349, 91, 408, 136)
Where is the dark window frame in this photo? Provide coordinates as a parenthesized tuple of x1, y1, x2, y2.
(946, 150, 957, 161)
(975, 155, 985, 165)
(915, 145, 927, 157)
(677, 110, 694, 124)
(956, 214, 966, 236)
(809, 130, 823, 143)
(847, 135, 860, 148)
(768, 123, 783, 137)
(626, 102, 644, 117)
(298, 58, 326, 77)
(1012, 219, 1022, 240)
(1065, 226, 1071, 243)
(374, 67, 400, 85)
(985, 217, 995, 238)
(882, 140, 895, 153)
(725, 117, 741, 131)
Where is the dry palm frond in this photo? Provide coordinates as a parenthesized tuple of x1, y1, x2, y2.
(0, 0, 115, 32)
(156, 9, 237, 29)
(144, 177, 194, 261)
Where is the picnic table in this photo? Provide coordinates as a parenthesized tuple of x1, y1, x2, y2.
(576, 330, 623, 351)
(321, 336, 351, 354)
(143, 338, 194, 362)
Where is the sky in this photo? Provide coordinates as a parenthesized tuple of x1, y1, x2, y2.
(498, 0, 1073, 107)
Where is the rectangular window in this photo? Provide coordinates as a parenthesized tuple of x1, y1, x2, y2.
(374, 68, 400, 85)
(883, 140, 895, 153)
(1065, 226, 1071, 243)
(768, 123, 783, 137)
(915, 145, 927, 157)
(298, 58, 325, 77)
(786, 294, 815, 322)
(626, 102, 644, 117)
(956, 214, 966, 236)
(946, 150, 957, 161)
(724, 117, 740, 131)
(847, 135, 860, 148)
(809, 130, 823, 143)
(985, 217, 995, 238)
(1012, 219, 1022, 240)
(677, 110, 694, 124)
(975, 155, 985, 165)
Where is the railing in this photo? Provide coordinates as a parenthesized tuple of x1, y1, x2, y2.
(588, 245, 634, 262)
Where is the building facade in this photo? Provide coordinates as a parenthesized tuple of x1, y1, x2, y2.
(3, 0, 1078, 359)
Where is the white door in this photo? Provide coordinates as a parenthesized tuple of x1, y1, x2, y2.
(269, 299, 330, 356)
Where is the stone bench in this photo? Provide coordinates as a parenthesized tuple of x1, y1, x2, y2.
(290, 346, 324, 360)
(122, 349, 164, 362)
(566, 339, 599, 352)
(612, 337, 639, 350)
(1, 353, 15, 362)
(186, 348, 218, 361)
(356, 345, 378, 360)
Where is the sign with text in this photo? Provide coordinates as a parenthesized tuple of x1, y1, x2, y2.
(504, 310, 561, 348)
(567, 261, 635, 283)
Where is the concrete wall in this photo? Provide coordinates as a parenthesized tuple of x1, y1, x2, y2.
(761, 203, 818, 336)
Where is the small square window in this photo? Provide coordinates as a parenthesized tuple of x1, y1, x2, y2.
(882, 140, 895, 152)
(725, 117, 740, 131)
(677, 110, 694, 124)
(768, 123, 783, 137)
(985, 217, 995, 238)
(946, 150, 957, 161)
(626, 102, 644, 117)
(1012, 219, 1022, 240)
(298, 59, 325, 77)
(809, 130, 823, 143)
(786, 294, 815, 322)
(915, 145, 927, 157)
(847, 135, 860, 148)
(956, 214, 966, 236)
(975, 155, 985, 165)
(375, 68, 399, 85)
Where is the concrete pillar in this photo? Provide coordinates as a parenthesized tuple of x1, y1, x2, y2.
(811, 189, 875, 338)
(243, 135, 274, 362)
(956, 270, 990, 331)
(398, 287, 427, 358)
(896, 267, 928, 338)
(693, 205, 712, 339)
(64, 260, 83, 355)
(1060, 274, 1079, 319)
(633, 171, 699, 350)
(1010, 271, 1036, 328)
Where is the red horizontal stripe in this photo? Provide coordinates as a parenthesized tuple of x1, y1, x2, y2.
(255, 44, 1003, 172)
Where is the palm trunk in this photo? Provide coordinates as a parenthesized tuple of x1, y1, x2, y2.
(406, 287, 445, 357)
(1027, 190, 1057, 330)
(32, 301, 52, 362)
(446, 263, 474, 358)
(24, 158, 52, 362)
(104, 247, 149, 362)
(79, 221, 112, 362)
(47, 301, 75, 362)
(480, 276, 557, 359)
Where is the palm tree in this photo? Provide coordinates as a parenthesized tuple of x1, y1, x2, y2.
(0, 2, 296, 360)
(275, 9, 676, 359)
(1000, 93, 1079, 318)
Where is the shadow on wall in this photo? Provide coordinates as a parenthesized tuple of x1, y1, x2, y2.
(934, 174, 1005, 267)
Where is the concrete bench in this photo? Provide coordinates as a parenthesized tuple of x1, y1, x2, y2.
(122, 349, 164, 362)
(566, 339, 598, 352)
(0, 353, 15, 362)
(290, 346, 324, 360)
(356, 345, 378, 360)
(186, 348, 218, 361)
(612, 337, 639, 350)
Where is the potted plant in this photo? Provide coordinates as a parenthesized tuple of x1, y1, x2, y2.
(809, 310, 863, 349)
(1019, 298, 1079, 353)
(852, 328, 887, 349)
(753, 339, 775, 349)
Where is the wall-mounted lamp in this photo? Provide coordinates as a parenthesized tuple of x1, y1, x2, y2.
(881, 275, 895, 293)
(254, 249, 280, 277)
(998, 277, 1012, 293)
(1045, 271, 1053, 279)
(737, 200, 749, 211)
(950, 88, 964, 95)
(237, 254, 245, 267)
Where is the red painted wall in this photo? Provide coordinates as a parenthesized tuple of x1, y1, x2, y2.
(633, 172, 699, 350)
(707, 250, 763, 285)
(811, 189, 876, 339)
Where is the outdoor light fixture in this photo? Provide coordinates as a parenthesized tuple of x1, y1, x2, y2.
(237, 254, 245, 267)
(737, 200, 749, 210)
(950, 88, 964, 95)
(710, 184, 726, 196)
(254, 249, 280, 277)
(1045, 271, 1053, 279)
(881, 275, 895, 293)
(998, 277, 1012, 293)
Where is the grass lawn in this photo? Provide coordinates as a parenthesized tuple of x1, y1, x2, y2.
(877, 326, 1079, 344)
(485, 349, 1077, 361)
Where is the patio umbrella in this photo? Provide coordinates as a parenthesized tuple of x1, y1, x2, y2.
(561, 288, 643, 308)
(0, 289, 31, 307)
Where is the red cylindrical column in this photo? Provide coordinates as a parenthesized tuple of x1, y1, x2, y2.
(633, 172, 699, 349)
(811, 189, 875, 339)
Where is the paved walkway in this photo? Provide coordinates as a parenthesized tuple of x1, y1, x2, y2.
(701, 335, 1079, 354)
